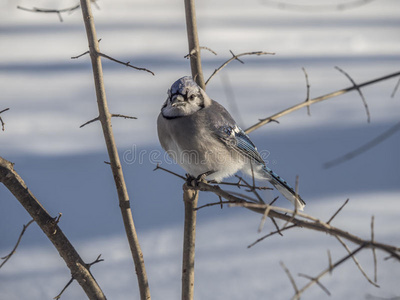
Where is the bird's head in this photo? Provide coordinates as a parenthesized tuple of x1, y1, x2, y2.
(161, 76, 211, 118)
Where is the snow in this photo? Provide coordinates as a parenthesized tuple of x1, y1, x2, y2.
(1, 0, 399, 299)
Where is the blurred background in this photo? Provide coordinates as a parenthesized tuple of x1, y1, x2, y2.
(1, 0, 399, 299)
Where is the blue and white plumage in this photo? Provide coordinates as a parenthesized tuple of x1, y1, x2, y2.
(157, 76, 306, 210)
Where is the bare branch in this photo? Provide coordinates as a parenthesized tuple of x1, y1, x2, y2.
(71, 50, 154, 75)
(205, 51, 275, 86)
(17, 4, 81, 22)
(327, 198, 350, 225)
(54, 254, 104, 300)
(0, 157, 106, 299)
(153, 163, 186, 180)
(98, 52, 155, 75)
(298, 273, 331, 296)
(371, 216, 378, 283)
(79, 1, 150, 298)
(54, 278, 74, 300)
(184, 46, 217, 58)
(0, 108, 10, 131)
(335, 66, 370, 123)
(245, 71, 400, 134)
(391, 78, 400, 98)
(335, 236, 379, 287)
(293, 244, 366, 300)
(1, 219, 34, 269)
(302, 67, 311, 116)
(324, 120, 400, 168)
(79, 116, 99, 128)
(280, 261, 299, 295)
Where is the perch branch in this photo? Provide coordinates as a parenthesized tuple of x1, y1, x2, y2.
(205, 51, 275, 86)
(79, 1, 150, 299)
(245, 70, 400, 134)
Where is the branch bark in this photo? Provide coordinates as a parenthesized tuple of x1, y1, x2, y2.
(182, 1, 203, 299)
(79, 1, 150, 299)
(0, 157, 106, 300)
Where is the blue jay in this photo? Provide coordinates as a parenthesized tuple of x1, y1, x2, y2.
(157, 76, 305, 210)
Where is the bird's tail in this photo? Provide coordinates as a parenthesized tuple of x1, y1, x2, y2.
(261, 166, 306, 211)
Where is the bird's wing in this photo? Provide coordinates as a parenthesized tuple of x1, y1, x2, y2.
(215, 124, 265, 165)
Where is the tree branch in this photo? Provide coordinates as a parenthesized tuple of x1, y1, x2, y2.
(0, 157, 106, 299)
(78, 1, 150, 299)
(0, 108, 10, 131)
(245, 71, 400, 134)
(0, 219, 34, 269)
(205, 51, 275, 86)
(324, 120, 400, 168)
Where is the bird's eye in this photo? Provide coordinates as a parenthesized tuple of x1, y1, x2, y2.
(188, 94, 196, 101)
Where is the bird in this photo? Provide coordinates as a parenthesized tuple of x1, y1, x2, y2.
(157, 76, 306, 210)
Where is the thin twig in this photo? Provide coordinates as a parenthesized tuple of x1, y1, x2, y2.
(391, 78, 400, 98)
(327, 198, 350, 225)
(98, 52, 155, 75)
(79, 1, 150, 298)
(335, 236, 379, 287)
(280, 261, 299, 295)
(293, 244, 366, 300)
(297, 273, 331, 296)
(324, 120, 400, 168)
(205, 51, 275, 86)
(302, 67, 311, 116)
(371, 215, 378, 283)
(248, 224, 296, 248)
(80, 114, 137, 128)
(1, 219, 34, 268)
(335, 66, 370, 123)
(153, 164, 186, 180)
(0, 108, 10, 131)
(54, 278, 74, 300)
(245, 71, 400, 134)
(0, 157, 106, 299)
(71, 50, 154, 75)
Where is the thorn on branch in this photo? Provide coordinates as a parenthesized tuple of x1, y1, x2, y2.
(1, 219, 34, 269)
(335, 66, 370, 123)
(0, 108, 10, 131)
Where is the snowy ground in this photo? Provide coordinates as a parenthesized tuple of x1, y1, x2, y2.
(1, 0, 400, 299)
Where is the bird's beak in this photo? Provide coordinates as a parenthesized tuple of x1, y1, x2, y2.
(171, 94, 186, 107)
